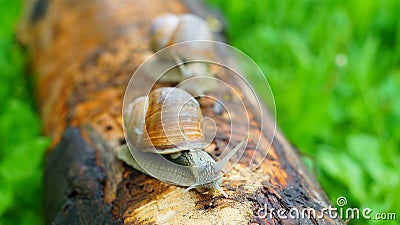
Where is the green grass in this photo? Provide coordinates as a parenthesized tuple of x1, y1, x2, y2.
(208, 0, 400, 224)
(0, 0, 50, 224)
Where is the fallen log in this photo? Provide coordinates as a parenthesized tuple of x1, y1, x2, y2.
(19, 0, 344, 224)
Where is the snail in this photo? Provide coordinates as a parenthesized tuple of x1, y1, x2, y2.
(149, 13, 214, 61)
(118, 87, 246, 197)
(145, 14, 217, 95)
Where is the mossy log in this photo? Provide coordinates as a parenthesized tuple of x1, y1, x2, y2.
(19, 0, 343, 224)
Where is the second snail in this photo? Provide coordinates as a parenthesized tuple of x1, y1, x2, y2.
(117, 87, 246, 197)
(145, 13, 218, 95)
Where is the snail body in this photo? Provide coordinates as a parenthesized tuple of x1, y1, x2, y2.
(118, 87, 245, 197)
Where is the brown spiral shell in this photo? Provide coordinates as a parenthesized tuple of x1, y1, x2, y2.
(124, 96, 148, 146)
(140, 87, 207, 153)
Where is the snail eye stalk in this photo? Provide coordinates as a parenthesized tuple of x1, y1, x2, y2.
(214, 183, 228, 198)
(215, 138, 247, 172)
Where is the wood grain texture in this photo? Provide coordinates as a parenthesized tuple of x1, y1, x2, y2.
(19, 0, 344, 224)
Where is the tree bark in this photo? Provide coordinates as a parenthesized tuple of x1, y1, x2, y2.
(19, 0, 343, 224)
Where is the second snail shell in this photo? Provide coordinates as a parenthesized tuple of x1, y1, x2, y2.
(145, 14, 218, 96)
(150, 13, 214, 59)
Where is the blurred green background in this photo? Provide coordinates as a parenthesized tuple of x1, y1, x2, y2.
(208, 0, 400, 224)
(0, 0, 399, 224)
(0, 0, 50, 224)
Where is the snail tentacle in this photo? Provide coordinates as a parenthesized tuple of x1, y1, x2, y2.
(215, 138, 247, 172)
(183, 184, 197, 193)
(214, 183, 228, 198)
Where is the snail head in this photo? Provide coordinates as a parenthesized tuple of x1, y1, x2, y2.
(181, 130, 247, 197)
